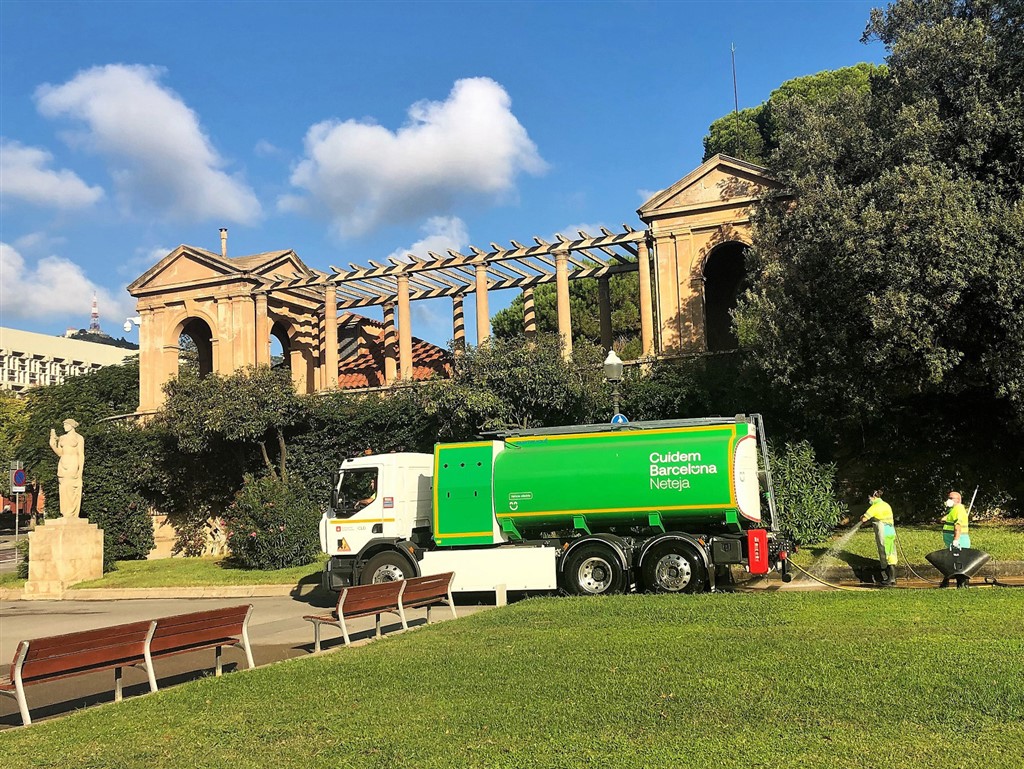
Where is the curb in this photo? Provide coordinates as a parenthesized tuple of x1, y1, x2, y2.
(0, 583, 325, 602)
(792, 560, 1024, 582)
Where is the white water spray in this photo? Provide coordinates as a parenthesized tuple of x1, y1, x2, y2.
(802, 520, 864, 580)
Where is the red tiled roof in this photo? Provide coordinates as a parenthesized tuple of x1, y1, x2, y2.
(335, 314, 450, 389)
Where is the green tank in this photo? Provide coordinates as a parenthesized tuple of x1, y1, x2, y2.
(432, 419, 762, 547)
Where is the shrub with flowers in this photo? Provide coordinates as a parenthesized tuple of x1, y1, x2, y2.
(223, 474, 322, 570)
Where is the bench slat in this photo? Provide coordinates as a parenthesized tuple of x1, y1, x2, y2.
(16, 621, 154, 684)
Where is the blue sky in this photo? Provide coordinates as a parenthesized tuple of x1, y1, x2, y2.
(1, 0, 885, 347)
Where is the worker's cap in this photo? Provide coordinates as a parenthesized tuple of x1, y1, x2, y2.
(948, 491, 962, 503)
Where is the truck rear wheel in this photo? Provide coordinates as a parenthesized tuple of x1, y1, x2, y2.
(561, 544, 628, 596)
(641, 542, 706, 594)
(360, 552, 413, 585)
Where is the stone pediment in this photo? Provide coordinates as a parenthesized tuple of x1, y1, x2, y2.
(127, 246, 236, 294)
(128, 247, 319, 296)
(233, 251, 318, 281)
(637, 154, 779, 221)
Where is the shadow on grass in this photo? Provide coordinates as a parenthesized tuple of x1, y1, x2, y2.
(834, 551, 885, 584)
(0, 657, 247, 730)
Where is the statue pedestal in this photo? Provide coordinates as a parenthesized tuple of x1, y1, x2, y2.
(24, 518, 104, 599)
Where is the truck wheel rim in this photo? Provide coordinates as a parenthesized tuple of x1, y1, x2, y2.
(372, 564, 405, 582)
(577, 556, 614, 594)
(654, 554, 691, 591)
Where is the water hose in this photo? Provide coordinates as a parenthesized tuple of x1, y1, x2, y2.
(893, 532, 943, 586)
(784, 559, 874, 592)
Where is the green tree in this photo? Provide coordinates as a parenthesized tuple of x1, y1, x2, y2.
(0, 392, 28, 497)
(702, 63, 884, 164)
(492, 272, 643, 359)
(735, 0, 1024, 513)
(421, 334, 607, 438)
(161, 366, 308, 482)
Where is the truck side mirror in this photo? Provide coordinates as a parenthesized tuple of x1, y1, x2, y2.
(331, 471, 341, 511)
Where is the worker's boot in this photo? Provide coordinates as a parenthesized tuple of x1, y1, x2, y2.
(885, 565, 896, 586)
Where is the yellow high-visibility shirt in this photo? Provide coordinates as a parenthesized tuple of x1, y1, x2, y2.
(864, 498, 894, 525)
(943, 503, 969, 532)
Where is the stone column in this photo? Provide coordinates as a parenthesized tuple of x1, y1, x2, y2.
(598, 277, 613, 353)
(324, 284, 339, 389)
(475, 263, 490, 345)
(522, 287, 537, 340)
(397, 274, 413, 381)
(555, 249, 572, 359)
(215, 296, 235, 374)
(254, 292, 271, 366)
(452, 293, 466, 350)
(137, 307, 159, 411)
(383, 302, 398, 385)
(637, 237, 655, 357)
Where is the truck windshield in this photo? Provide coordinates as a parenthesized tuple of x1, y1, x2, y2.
(336, 468, 379, 518)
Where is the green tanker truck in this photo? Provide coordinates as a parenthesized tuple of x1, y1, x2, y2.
(320, 415, 792, 595)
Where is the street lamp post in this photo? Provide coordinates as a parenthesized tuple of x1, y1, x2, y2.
(603, 350, 624, 420)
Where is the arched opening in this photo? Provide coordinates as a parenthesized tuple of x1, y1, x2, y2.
(178, 318, 214, 377)
(702, 242, 748, 352)
(270, 321, 291, 370)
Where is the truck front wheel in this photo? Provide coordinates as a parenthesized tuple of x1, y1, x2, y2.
(561, 544, 628, 596)
(641, 543, 707, 594)
(360, 551, 414, 585)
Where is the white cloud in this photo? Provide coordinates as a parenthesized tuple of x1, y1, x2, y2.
(281, 77, 547, 236)
(0, 242, 133, 326)
(254, 139, 282, 158)
(385, 216, 470, 263)
(0, 139, 104, 209)
(34, 64, 260, 224)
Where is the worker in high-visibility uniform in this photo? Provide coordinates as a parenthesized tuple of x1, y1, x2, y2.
(861, 489, 897, 586)
(941, 491, 971, 550)
(939, 490, 971, 588)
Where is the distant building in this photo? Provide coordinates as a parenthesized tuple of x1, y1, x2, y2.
(0, 327, 135, 394)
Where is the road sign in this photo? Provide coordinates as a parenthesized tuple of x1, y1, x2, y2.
(611, 413, 629, 425)
(10, 467, 26, 493)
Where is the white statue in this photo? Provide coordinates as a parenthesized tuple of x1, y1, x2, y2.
(49, 419, 85, 518)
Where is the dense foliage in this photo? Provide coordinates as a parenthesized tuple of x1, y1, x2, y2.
(492, 272, 643, 359)
(702, 63, 883, 164)
(769, 441, 846, 545)
(734, 0, 1024, 515)
(222, 474, 321, 570)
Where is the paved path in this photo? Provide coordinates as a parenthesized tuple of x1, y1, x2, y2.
(0, 593, 484, 729)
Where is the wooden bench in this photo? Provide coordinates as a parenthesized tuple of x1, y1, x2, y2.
(303, 573, 459, 652)
(304, 580, 407, 652)
(0, 620, 157, 726)
(401, 572, 457, 623)
(149, 604, 254, 685)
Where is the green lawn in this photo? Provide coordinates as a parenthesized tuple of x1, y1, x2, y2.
(69, 555, 327, 589)
(2, 590, 1023, 768)
(790, 521, 1024, 568)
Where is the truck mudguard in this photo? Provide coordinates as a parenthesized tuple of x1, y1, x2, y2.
(560, 534, 633, 575)
(637, 532, 711, 571)
(353, 538, 421, 573)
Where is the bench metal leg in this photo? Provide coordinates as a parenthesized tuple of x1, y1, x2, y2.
(312, 621, 322, 653)
(215, 646, 223, 677)
(340, 617, 351, 646)
(375, 613, 382, 638)
(240, 604, 255, 668)
(142, 647, 158, 693)
(449, 590, 458, 619)
(11, 643, 31, 725)
(114, 666, 124, 702)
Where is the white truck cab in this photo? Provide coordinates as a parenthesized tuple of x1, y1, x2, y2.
(321, 452, 433, 560)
